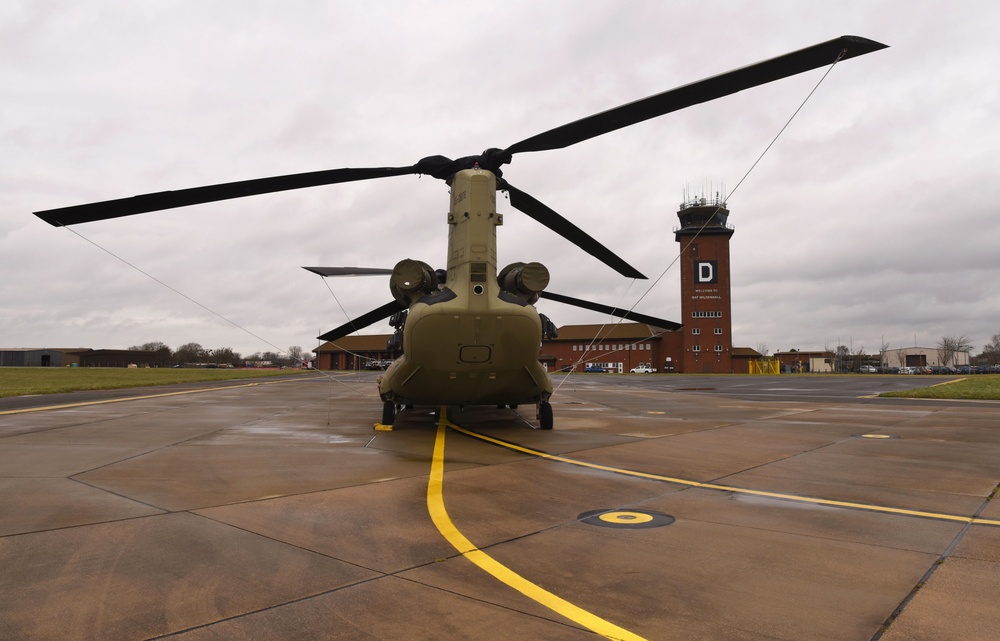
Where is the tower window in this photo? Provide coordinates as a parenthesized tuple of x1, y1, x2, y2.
(692, 328, 700, 335)
(692, 345, 701, 352)
(714, 328, 723, 335)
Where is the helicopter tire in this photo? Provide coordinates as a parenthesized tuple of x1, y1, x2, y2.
(538, 401, 553, 430)
(382, 401, 395, 426)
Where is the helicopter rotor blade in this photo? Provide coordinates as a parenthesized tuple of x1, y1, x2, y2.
(303, 266, 393, 277)
(34, 166, 420, 227)
(539, 291, 681, 331)
(503, 181, 646, 280)
(317, 300, 406, 343)
(503, 35, 887, 157)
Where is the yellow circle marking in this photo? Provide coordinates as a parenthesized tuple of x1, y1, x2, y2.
(599, 511, 655, 524)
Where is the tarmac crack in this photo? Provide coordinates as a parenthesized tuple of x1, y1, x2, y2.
(869, 479, 1000, 640)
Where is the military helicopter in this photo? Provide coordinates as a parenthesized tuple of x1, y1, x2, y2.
(35, 36, 886, 429)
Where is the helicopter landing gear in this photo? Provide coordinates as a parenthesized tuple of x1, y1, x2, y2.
(381, 401, 395, 426)
(537, 401, 553, 430)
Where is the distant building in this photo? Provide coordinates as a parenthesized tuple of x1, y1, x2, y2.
(773, 350, 835, 373)
(0, 348, 90, 367)
(315, 335, 401, 370)
(883, 347, 969, 369)
(541, 323, 680, 373)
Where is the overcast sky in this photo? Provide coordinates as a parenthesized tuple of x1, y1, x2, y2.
(3, 1, 998, 358)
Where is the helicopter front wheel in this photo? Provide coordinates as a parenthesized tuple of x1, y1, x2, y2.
(537, 401, 553, 430)
(382, 401, 395, 426)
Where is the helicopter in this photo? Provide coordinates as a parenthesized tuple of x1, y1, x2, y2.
(34, 36, 886, 429)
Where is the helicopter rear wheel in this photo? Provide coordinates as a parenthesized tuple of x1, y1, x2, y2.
(537, 401, 553, 430)
(381, 401, 395, 426)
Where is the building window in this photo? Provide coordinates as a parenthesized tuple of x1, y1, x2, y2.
(692, 328, 701, 335)
(714, 328, 723, 335)
(691, 311, 722, 318)
(693, 345, 701, 352)
(715, 345, 723, 352)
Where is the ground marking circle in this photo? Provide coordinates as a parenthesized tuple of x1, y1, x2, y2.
(579, 509, 675, 529)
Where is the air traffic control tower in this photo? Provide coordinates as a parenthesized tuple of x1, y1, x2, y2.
(675, 195, 734, 373)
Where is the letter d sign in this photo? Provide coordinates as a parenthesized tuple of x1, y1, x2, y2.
(696, 260, 718, 284)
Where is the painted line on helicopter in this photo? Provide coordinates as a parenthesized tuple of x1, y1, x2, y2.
(428, 409, 648, 641)
(0, 376, 319, 416)
(445, 423, 1000, 528)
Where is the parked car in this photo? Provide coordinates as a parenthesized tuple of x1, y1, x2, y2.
(859, 365, 877, 373)
(584, 365, 606, 373)
(630, 364, 657, 373)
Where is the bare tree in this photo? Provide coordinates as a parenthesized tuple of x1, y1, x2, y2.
(938, 335, 973, 366)
(982, 333, 1000, 367)
(851, 344, 866, 373)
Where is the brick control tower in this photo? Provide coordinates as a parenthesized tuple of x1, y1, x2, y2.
(675, 194, 734, 373)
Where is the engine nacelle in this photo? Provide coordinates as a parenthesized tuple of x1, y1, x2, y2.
(390, 259, 437, 305)
(498, 262, 549, 304)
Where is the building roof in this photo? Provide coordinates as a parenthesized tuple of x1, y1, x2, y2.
(0, 347, 90, 353)
(553, 323, 675, 341)
(732, 347, 763, 358)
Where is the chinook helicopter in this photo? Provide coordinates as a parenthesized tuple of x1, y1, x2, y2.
(35, 36, 886, 429)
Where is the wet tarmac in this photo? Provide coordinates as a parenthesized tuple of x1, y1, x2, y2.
(1, 373, 998, 640)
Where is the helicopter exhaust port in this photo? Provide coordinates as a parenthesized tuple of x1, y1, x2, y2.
(498, 262, 549, 304)
(389, 258, 437, 305)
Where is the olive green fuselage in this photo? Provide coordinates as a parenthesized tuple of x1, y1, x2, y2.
(379, 169, 552, 406)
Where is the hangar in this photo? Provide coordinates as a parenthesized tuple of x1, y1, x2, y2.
(0, 348, 169, 368)
(0, 348, 79, 367)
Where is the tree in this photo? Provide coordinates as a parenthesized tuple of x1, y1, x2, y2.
(937, 335, 973, 366)
(128, 341, 170, 353)
(834, 345, 850, 373)
(211, 347, 241, 365)
(982, 333, 1000, 367)
(174, 342, 206, 364)
(850, 344, 866, 373)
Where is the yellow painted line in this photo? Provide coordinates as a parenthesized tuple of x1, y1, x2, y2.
(0, 376, 310, 416)
(429, 409, 647, 641)
(447, 423, 1000, 528)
